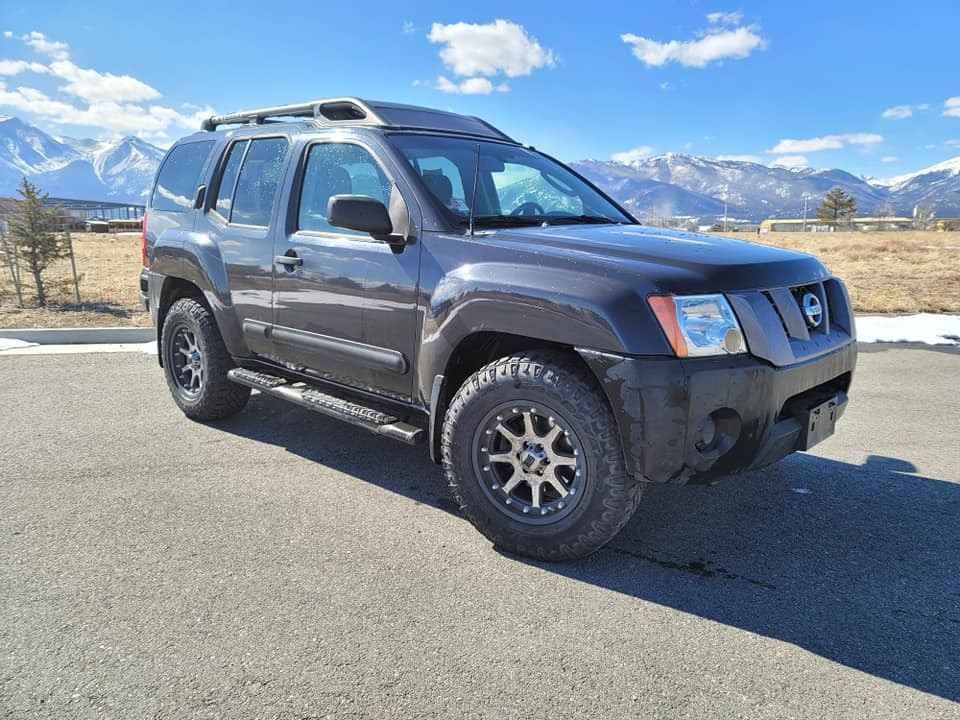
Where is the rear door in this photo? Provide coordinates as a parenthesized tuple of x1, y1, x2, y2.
(271, 139, 420, 400)
(193, 135, 290, 358)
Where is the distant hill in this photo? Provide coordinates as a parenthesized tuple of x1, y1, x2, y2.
(3, 115, 960, 220)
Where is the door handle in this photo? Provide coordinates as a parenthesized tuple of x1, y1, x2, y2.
(275, 252, 303, 267)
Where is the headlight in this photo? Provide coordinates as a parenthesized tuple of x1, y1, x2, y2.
(648, 294, 747, 357)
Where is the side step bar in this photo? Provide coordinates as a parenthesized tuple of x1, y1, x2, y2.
(227, 368, 425, 446)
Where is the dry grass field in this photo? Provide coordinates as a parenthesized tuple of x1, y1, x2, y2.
(713, 230, 960, 314)
(1, 229, 958, 329)
(0, 232, 148, 328)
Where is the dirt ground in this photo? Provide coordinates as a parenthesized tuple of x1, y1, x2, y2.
(1, 230, 958, 329)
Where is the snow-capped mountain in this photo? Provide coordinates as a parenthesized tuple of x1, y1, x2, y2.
(572, 153, 893, 221)
(3, 114, 960, 219)
(0, 116, 165, 203)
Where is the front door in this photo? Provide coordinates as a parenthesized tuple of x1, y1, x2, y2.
(271, 140, 420, 400)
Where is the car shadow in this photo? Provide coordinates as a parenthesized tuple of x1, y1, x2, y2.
(216, 393, 960, 702)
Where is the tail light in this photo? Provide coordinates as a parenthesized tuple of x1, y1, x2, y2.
(141, 211, 148, 266)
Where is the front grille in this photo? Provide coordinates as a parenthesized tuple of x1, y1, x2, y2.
(761, 282, 830, 340)
(727, 278, 853, 367)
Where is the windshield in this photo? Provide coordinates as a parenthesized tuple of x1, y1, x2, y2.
(389, 135, 635, 228)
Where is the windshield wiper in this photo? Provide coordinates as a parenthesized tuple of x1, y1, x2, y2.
(541, 215, 624, 226)
(458, 215, 545, 228)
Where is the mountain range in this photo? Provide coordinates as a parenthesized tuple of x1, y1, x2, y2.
(0, 115, 164, 204)
(3, 115, 960, 220)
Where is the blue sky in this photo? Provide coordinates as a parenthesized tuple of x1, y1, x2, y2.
(1, 0, 958, 177)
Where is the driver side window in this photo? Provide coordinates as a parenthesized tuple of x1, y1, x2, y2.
(298, 143, 392, 235)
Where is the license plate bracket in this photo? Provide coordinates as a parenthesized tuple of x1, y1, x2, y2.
(796, 395, 840, 450)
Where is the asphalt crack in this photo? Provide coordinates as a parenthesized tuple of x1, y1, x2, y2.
(604, 545, 778, 590)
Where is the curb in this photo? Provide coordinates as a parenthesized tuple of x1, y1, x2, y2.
(0, 327, 154, 344)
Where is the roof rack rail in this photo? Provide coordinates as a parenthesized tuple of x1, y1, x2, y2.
(199, 97, 515, 142)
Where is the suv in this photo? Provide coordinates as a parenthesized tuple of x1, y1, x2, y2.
(140, 98, 856, 561)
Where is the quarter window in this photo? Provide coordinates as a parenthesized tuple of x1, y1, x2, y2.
(298, 143, 392, 234)
(213, 137, 289, 226)
(151, 141, 213, 212)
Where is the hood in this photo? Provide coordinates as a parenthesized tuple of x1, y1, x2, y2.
(478, 224, 831, 294)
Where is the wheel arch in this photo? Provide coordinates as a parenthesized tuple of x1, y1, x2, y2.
(155, 277, 211, 367)
(427, 330, 606, 464)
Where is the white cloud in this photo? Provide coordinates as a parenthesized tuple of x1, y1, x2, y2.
(882, 103, 928, 119)
(20, 31, 69, 60)
(716, 154, 763, 163)
(0, 81, 74, 117)
(612, 145, 654, 163)
(621, 13, 766, 68)
(944, 96, 960, 118)
(946, 139, 960, 146)
(705, 11, 744, 26)
(882, 105, 913, 119)
(0, 29, 209, 141)
(769, 133, 883, 154)
(402, 21, 416, 35)
(0, 59, 47, 75)
(428, 19, 556, 78)
(48, 60, 160, 103)
(436, 75, 508, 95)
(2, 31, 13, 39)
(881, 156, 898, 162)
(771, 155, 808, 168)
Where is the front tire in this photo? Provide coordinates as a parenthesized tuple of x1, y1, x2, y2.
(442, 352, 644, 561)
(161, 297, 250, 421)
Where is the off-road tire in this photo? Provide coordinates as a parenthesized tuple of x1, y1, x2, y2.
(161, 297, 250, 421)
(441, 351, 644, 561)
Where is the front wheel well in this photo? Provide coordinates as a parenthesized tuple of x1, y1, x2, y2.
(429, 332, 600, 463)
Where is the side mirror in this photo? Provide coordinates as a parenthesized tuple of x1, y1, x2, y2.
(328, 195, 393, 237)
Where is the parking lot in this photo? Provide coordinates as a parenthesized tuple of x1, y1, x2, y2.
(1, 346, 958, 719)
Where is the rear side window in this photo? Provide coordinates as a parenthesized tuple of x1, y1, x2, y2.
(151, 141, 213, 212)
(214, 140, 247, 218)
(213, 137, 289, 227)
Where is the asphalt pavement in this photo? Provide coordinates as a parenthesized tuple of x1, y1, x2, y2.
(0, 346, 958, 719)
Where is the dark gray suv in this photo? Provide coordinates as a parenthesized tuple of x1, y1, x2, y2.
(140, 98, 856, 560)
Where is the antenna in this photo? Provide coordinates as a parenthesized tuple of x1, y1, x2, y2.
(468, 143, 481, 238)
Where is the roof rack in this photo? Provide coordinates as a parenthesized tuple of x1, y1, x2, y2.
(199, 97, 515, 142)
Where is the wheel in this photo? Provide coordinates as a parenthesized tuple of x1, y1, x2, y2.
(161, 297, 250, 421)
(441, 352, 644, 561)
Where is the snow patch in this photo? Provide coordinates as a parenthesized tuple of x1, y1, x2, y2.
(855, 314, 960, 346)
(0, 338, 38, 351)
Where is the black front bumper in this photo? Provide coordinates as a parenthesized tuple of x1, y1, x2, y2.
(579, 341, 857, 484)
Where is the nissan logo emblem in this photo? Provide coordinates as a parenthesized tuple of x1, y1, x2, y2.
(802, 292, 823, 328)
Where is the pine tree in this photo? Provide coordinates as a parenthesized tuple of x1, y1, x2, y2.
(7, 178, 68, 307)
(816, 187, 857, 227)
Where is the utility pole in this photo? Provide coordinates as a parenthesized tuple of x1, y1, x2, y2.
(723, 201, 728, 232)
(802, 193, 811, 232)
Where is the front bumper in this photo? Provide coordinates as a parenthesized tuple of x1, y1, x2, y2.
(579, 341, 857, 484)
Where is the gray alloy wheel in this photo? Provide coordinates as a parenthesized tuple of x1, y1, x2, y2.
(442, 351, 644, 561)
(472, 402, 588, 524)
(161, 297, 250, 421)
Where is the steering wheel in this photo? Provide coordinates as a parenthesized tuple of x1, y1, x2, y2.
(510, 202, 545, 217)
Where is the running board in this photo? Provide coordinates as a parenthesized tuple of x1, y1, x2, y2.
(227, 368, 425, 445)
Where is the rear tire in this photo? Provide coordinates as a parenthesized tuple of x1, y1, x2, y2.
(441, 351, 644, 561)
(161, 297, 250, 421)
